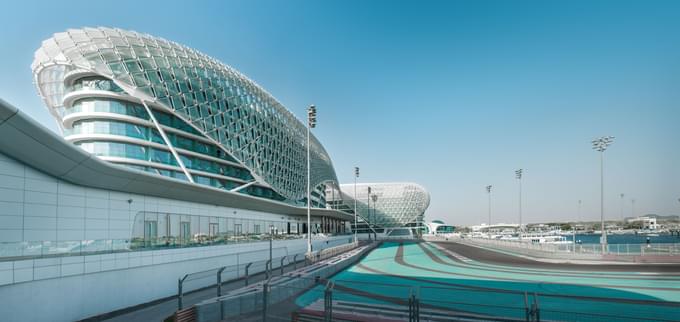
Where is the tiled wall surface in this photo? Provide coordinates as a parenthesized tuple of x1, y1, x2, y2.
(0, 151, 318, 243)
(0, 236, 350, 322)
(0, 151, 351, 322)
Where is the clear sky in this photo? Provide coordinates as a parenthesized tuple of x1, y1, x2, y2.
(1, 0, 678, 226)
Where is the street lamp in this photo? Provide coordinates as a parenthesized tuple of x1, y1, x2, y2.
(485, 185, 492, 227)
(592, 135, 615, 253)
(620, 193, 625, 222)
(354, 166, 359, 243)
(515, 169, 523, 237)
(306, 105, 316, 254)
(367, 186, 372, 241)
(577, 199, 582, 222)
(371, 193, 378, 240)
(631, 198, 636, 218)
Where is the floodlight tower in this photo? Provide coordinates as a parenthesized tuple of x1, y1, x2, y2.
(371, 193, 378, 240)
(592, 135, 615, 253)
(367, 186, 372, 241)
(620, 193, 625, 222)
(515, 169, 523, 237)
(631, 198, 636, 218)
(486, 185, 492, 227)
(354, 166, 359, 243)
(306, 105, 316, 254)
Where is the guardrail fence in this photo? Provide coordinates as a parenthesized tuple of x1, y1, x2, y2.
(431, 236, 680, 259)
(177, 248, 303, 310)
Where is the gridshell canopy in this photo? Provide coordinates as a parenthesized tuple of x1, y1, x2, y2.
(31, 27, 338, 201)
(332, 182, 430, 228)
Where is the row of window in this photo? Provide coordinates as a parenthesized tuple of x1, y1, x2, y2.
(67, 98, 202, 136)
(65, 119, 164, 144)
(67, 76, 125, 94)
(132, 211, 342, 243)
(66, 119, 235, 163)
(76, 141, 253, 181)
(123, 164, 242, 190)
(66, 99, 238, 163)
(122, 163, 284, 201)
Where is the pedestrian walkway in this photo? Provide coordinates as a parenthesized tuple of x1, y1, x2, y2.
(89, 260, 305, 322)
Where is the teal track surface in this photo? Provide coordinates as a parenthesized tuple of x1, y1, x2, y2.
(295, 242, 680, 321)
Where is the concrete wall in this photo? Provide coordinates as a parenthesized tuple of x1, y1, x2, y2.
(0, 236, 351, 322)
(0, 151, 327, 244)
(0, 147, 354, 321)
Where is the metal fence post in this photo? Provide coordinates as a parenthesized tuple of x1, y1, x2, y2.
(414, 286, 420, 322)
(217, 267, 226, 297)
(262, 282, 269, 322)
(245, 262, 252, 286)
(533, 293, 540, 322)
(524, 292, 530, 321)
(293, 254, 299, 269)
(408, 287, 420, 322)
(324, 281, 334, 322)
(178, 274, 188, 310)
(280, 256, 286, 275)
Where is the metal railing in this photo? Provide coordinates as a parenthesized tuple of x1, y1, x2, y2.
(441, 236, 680, 258)
(177, 247, 304, 310)
(286, 278, 680, 322)
(0, 233, 353, 261)
(307, 240, 358, 263)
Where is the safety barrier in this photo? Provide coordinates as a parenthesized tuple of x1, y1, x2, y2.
(192, 242, 378, 321)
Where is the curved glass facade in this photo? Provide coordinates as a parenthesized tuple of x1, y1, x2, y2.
(32, 27, 337, 205)
(327, 183, 431, 229)
(30, 27, 430, 216)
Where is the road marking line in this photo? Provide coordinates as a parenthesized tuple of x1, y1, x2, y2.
(430, 242, 473, 263)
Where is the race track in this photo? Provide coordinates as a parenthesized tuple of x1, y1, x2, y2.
(296, 241, 680, 321)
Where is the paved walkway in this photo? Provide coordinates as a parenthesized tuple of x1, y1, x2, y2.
(88, 260, 305, 322)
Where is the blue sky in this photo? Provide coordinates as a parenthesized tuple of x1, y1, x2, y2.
(1, 0, 678, 226)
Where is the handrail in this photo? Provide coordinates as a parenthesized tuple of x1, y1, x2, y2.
(444, 236, 680, 256)
(0, 233, 355, 261)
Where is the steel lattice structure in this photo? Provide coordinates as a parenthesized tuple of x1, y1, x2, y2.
(328, 183, 430, 228)
(31, 27, 338, 202)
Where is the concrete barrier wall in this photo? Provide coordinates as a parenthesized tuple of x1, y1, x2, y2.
(194, 243, 377, 322)
(426, 236, 680, 262)
(0, 235, 352, 322)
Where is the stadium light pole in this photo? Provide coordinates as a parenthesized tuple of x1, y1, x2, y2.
(577, 199, 582, 222)
(631, 198, 636, 218)
(619, 193, 625, 223)
(485, 185, 492, 227)
(592, 135, 615, 253)
(515, 169, 523, 238)
(354, 167, 359, 243)
(371, 194, 378, 240)
(367, 186, 372, 241)
(306, 105, 316, 254)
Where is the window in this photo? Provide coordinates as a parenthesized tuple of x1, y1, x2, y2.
(144, 220, 158, 245)
(180, 222, 191, 242)
(209, 223, 219, 237)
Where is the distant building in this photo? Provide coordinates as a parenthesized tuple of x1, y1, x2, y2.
(470, 223, 520, 233)
(424, 220, 455, 235)
(626, 216, 659, 230)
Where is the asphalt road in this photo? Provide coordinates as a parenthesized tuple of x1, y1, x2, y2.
(433, 241, 680, 273)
